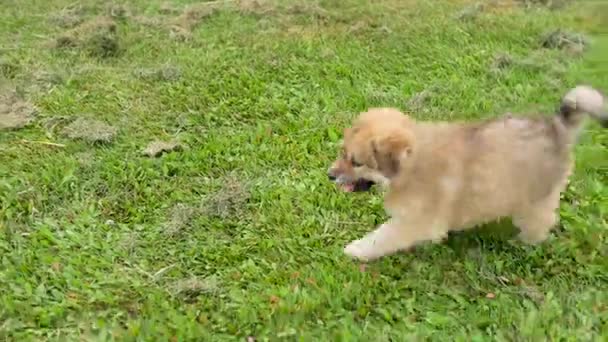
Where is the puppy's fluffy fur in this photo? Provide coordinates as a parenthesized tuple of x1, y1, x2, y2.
(328, 86, 607, 261)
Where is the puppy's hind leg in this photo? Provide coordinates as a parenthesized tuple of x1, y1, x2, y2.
(344, 219, 447, 262)
(513, 195, 560, 244)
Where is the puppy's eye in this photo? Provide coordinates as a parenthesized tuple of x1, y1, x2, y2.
(351, 158, 363, 167)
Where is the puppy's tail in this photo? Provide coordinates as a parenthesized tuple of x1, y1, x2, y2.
(558, 85, 608, 130)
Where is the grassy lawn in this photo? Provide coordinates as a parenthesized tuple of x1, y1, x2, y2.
(1, 0, 607, 340)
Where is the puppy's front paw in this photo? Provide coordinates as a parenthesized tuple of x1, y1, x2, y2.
(517, 231, 549, 245)
(344, 239, 374, 262)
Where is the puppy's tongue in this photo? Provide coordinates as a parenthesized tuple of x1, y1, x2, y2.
(341, 183, 355, 192)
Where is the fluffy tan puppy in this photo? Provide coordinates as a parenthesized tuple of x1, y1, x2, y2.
(328, 86, 607, 262)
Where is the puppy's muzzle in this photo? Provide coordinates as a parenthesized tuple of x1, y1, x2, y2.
(351, 179, 375, 192)
(327, 169, 375, 192)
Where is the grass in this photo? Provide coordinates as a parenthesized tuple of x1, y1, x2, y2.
(1, 0, 607, 340)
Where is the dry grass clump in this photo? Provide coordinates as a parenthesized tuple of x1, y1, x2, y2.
(142, 140, 183, 157)
(0, 89, 36, 130)
(541, 29, 590, 54)
(133, 65, 181, 82)
(171, 276, 220, 300)
(202, 174, 251, 219)
(62, 117, 118, 143)
(54, 17, 120, 58)
(168, 2, 218, 40)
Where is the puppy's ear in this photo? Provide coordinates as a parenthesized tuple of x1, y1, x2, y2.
(371, 130, 414, 177)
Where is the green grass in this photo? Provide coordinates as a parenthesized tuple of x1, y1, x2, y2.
(1, 0, 607, 340)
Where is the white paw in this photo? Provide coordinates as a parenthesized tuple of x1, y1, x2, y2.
(344, 239, 374, 262)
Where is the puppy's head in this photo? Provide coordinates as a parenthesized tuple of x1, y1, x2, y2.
(328, 108, 415, 192)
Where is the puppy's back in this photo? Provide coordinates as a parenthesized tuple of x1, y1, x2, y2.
(395, 116, 572, 229)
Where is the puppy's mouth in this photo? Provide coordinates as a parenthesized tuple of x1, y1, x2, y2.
(339, 179, 375, 192)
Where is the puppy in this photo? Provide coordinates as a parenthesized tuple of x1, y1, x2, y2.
(328, 86, 607, 262)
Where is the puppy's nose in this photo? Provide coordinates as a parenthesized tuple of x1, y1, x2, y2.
(328, 173, 336, 181)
